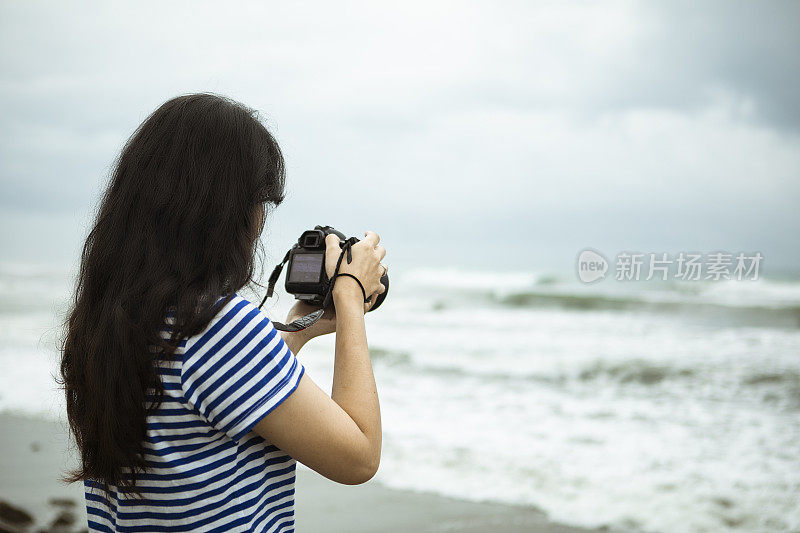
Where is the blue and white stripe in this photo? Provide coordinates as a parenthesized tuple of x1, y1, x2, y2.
(85, 295, 304, 532)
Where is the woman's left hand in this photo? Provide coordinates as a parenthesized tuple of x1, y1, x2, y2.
(278, 264, 386, 355)
(288, 301, 337, 336)
(279, 301, 336, 355)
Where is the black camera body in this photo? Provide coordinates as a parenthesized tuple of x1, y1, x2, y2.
(285, 225, 389, 310)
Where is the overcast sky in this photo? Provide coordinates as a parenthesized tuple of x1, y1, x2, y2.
(1, 0, 798, 273)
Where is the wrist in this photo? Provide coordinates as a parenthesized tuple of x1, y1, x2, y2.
(332, 278, 366, 313)
(332, 276, 364, 301)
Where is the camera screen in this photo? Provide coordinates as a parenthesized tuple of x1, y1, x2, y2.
(288, 253, 324, 283)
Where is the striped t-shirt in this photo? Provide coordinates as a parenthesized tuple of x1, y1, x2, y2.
(84, 294, 305, 532)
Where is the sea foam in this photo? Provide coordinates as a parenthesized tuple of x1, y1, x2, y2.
(2, 264, 799, 532)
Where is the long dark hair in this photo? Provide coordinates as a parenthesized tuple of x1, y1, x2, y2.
(59, 93, 285, 492)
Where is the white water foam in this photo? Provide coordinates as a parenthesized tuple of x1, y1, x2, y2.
(3, 264, 800, 532)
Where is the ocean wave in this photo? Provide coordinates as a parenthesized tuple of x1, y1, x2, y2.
(376, 352, 698, 387)
(393, 267, 800, 326)
(576, 360, 696, 385)
(368, 347, 412, 366)
(492, 290, 800, 327)
(370, 346, 800, 409)
(399, 268, 545, 291)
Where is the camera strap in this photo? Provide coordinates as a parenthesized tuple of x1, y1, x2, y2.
(258, 238, 367, 333)
(270, 308, 325, 332)
(260, 250, 291, 305)
(257, 250, 316, 332)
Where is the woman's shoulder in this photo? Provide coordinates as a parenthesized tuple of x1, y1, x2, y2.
(215, 292, 262, 317)
(182, 293, 276, 351)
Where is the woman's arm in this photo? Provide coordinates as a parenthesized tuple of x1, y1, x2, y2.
(254, 231, 385, 484)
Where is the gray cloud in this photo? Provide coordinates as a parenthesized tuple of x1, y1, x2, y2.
(0, 0, 798, 270)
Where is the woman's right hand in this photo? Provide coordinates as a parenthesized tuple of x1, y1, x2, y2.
(256, 230, 385, 486)
(325, 231, 386, 307)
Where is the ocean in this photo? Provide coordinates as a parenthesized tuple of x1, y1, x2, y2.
(1, 262, 799, 532)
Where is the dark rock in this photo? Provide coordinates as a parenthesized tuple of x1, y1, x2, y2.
(0, 500, 34, 525)
(47, 498, 77, 508)
(51, 510, 76, 527)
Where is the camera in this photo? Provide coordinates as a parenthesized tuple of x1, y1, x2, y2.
(284, 225, 389, 310)
(259, 225, 389, 331)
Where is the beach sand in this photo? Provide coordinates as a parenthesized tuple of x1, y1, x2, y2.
(0, 413, 611, 532)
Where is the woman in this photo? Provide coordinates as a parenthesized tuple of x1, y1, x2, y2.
(60, 93, 386, 532)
